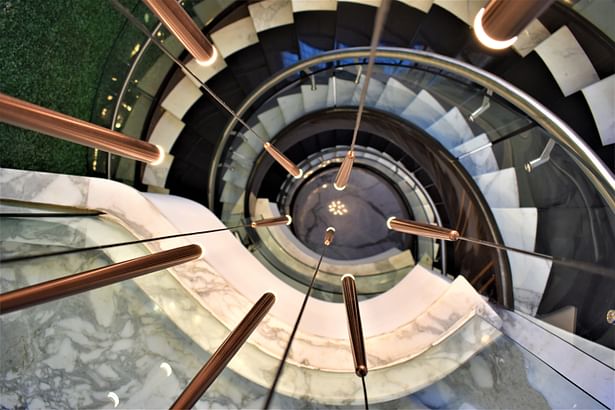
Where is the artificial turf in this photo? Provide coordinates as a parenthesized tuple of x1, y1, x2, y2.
(0, 0, 136, 175)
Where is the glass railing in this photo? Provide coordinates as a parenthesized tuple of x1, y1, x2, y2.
(89, 0, 236, 184)
(1, 200, 611, 408)
(212, 48, 615, 353)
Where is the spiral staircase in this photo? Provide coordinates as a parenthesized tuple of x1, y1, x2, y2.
(1, 0, 615, 408)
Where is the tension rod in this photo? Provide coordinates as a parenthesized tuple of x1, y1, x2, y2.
(334, 0, 391, 191)
(263, 227, 336, 409)
(386, 217, 615, 279)
(0, 215, 291, 264)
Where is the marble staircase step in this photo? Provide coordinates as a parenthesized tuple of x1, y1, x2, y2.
(301, 83, 329, 113)
(375, 77, 418, 115)
(491, 208, 552, 316)
(473, 167, 520, 209)
(433, 0, 486, 26)
(210, 17, 259, 58)
(400, 89, 447, 129)
(248, 0, 294, 33)
(351, 74, 386, 107)
(222, 164, 251, 188)
(257, 105, 286, 137)
(326, 76, 357, 107)
(581, 73, 615, 146)
(220, 180, 244, 203)
(450, 133, 499, 176)
(277, 93, 306, 124)
(291, 0, 338, 12)
(243, 122, 269, 151)
(425, 106, 475, 150)
(161, 77, 203, 119)
(535, 26, 599, 97)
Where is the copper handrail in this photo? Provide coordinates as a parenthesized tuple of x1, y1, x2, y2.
(0, 92, 162, 164)
(170, 292, 275, 409)
(0, 244, 201, 314)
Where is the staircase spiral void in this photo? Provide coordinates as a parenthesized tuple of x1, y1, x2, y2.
(1, 0, 614, 409)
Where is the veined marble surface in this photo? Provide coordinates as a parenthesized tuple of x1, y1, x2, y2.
(535, 26, 599, 97)
(1, 168, 503, 405)
(248, 0, 294, 33)
(400, 90, 446, 129)
(210, 17, 258, 58)
(327, 77, 357, 107)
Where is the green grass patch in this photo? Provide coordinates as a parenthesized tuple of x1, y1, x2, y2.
(0, 0, 136, 175)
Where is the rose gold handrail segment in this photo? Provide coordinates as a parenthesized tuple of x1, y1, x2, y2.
(0, 92, 162, 164)
(142, 0, 215, 66)
(0, 244, 201, 314)
(170, 292, 275, 410)
(341, 275, 368, 378)
(387, 217, 460, 241)
(481, 0, 554, 42)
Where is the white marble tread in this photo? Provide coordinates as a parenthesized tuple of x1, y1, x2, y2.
(326, 76, 357, 107)
(433, 0, 487, 26)
(233, 140, 259, 159)
(512, 19, 551, 58)
(535, 26, 600, 97)
(451, 133, 499, 176)
(193, 0, 235, 27)
(351, 74, 386, 107)
(425, 107, 475, 150)
(143, 153, 174, 188)
(219, 181, 243, 203)
(375, 77, 417, 115)
(183, 52, 227, 88)
(397, 0, 434, 13)
(160, 77, 202, 119)
(301, 84, 329, 113)
(210, 17, 259, 58)
(473, 167, 520, 208)
(277, 93, 305, 124)
(291, 0, 338, 12)
(248, 0, 294, 33)
(400, 89, 447, 129)
(582, 73, 615, 146)
(257, 106, 286, 137)
(491, 208, 551, 316)
(243, 121, 269, 150)
(148, 111, 185, 153)
(222, 165, 250, 188)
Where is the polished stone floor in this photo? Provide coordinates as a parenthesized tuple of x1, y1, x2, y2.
(292, 167, 411, 260)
